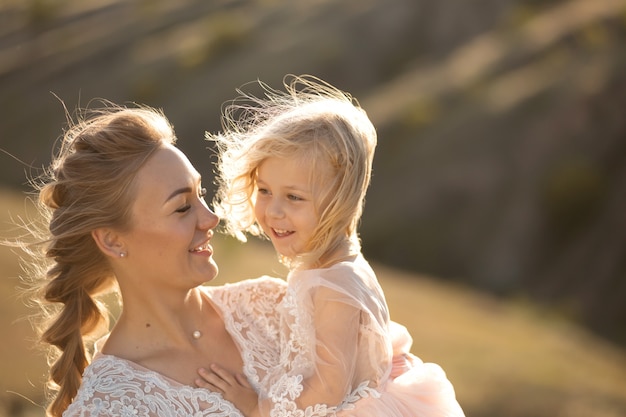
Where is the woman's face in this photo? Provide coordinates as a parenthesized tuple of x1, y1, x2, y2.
(120, 144, 219, 290)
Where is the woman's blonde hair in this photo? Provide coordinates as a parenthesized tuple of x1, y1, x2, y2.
(210, 75, 377, 268)
(21, 103, 176, 417)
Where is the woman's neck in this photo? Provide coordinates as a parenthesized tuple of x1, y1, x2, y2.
(104, 286, 206, 356)
(100, 286, 244, 386)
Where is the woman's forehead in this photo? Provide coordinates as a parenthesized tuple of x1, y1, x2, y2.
(134, 146, 199, 201)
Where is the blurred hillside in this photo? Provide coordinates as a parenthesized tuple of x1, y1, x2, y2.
(1, 0, 625, 346)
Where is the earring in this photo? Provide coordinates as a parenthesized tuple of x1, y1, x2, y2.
(119, 252, 127, 258)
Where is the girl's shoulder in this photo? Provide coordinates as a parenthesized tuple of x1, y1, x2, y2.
(289, 254, 381, 302)
(291, 254, 375, 285)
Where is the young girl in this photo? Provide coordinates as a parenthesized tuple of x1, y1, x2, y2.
(198, 75, 465, 417)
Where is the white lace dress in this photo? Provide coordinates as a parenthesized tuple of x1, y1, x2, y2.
(222, 254, 465, 417)
(63, 276, 287, 417)
(65, 261, 463, 417)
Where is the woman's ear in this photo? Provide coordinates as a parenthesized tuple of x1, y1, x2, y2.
(91, 228, 126, 258)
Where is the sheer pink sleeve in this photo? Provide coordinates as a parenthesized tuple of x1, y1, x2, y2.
(256, 259, 391, 417)
(293, 287, 361, 406)
(389, 320, 420, 378)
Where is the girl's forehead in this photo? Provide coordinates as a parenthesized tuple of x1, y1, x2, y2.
(268, 151, 331, 174)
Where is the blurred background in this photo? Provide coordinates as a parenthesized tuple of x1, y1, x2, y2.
(1, 0, 625, 416)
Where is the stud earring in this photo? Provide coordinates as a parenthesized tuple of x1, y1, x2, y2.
(119, 252, 127, 258)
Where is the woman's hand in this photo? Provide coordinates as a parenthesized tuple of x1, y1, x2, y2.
(196, 364, 260, 417)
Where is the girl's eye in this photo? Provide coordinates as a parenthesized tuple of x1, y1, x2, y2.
(288, 194, 303, 201)
(257, 187, 270, 196)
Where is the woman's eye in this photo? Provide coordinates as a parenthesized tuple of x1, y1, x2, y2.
(176, 204, 191, 213)
(257, 187, 270, 195)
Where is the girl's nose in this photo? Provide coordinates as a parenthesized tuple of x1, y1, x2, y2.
(266, 199, 285, 219)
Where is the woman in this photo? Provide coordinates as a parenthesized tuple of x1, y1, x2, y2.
(22, 104, 286, 417)
(21, 102, 415, 417)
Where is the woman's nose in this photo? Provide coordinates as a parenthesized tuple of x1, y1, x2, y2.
(198, 204, 220, 230)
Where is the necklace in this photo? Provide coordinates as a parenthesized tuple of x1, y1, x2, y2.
(192, 330, 202, 339)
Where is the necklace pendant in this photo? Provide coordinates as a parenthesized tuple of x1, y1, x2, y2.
(192, 330, 202, 339)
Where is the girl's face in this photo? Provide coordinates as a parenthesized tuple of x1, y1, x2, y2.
(120, 145, 220, 290)
(254, 156, 320, 261)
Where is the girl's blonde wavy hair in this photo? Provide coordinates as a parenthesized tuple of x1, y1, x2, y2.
(17, 103, 176, 417)
(209, 75, 377, 269)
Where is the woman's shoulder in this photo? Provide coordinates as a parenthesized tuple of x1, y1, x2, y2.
(64, 354, 243, 416)
(204, 275, 286, 297)
(79, 353, 177, 391)
(229, 275, 287, 291)
(203, 276, 287, 314)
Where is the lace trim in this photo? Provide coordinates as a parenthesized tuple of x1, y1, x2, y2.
(64, 355, 242, 417)
(267, 380, 381, 417)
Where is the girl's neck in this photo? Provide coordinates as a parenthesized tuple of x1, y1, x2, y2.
(293, 239, 358, 271)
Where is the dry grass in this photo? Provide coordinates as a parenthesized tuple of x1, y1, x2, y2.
(1, 187, 625, 417)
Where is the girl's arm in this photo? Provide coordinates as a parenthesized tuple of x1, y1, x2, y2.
(196, 365, 260, 417)
(290, 286, 361, 407)
(197, 286, 362, 417)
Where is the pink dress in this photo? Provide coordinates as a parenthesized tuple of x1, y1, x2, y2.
(215, 254, 465, 417)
